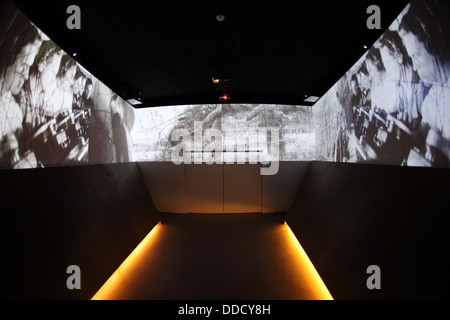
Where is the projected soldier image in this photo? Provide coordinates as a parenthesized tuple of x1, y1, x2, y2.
(314, 0, 450, 168)
(0, 9, 42, 168)
(0, 2, 135, 169)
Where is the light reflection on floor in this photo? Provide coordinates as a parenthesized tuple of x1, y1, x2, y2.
(92, 215, 333, 300)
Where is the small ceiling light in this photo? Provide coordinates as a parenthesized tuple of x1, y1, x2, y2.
(216, 14, 225, 22)
(126, 98, 143, 106)
(304, 96, 320, 103)
(212, 76, 230, 84)
(72, 52, 77, 57)
(219, 94, 230, 101)
(363, 45, 368, 50)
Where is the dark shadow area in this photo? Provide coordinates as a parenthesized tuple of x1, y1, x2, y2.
(0, 162, 159, 299)
(287, 161, 450, 299)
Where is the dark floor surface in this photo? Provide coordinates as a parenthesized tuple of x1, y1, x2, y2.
(92, 213, 332, 300)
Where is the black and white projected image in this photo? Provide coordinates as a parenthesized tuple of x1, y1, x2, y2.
(221, 104, 314, 162)
(0, 2, 135, 169)
(0, 12, 89, 168)
(131, 104, 211, 162)
(314, 0, 450, 167)
(131, 104, 315, 163)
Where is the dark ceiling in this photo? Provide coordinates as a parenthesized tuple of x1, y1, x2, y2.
(12, 0, 410, 108)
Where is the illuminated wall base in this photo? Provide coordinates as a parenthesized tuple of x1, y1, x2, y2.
(283, 222, 333, 300)
(92, 218, 333, 300)
(92, 222, 164, 300)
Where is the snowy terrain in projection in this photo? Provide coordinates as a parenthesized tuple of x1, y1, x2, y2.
(314, 0, 450, 167)
(131, 104, 315, 162)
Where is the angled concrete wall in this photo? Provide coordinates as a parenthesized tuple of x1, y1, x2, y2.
(0, 162, 159, 299)
(137, 162, 311, 214)
(287, 161, 450, 299)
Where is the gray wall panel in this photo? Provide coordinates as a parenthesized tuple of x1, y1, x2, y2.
(0, 162, 160, 299)
(287, 161, 450, 299)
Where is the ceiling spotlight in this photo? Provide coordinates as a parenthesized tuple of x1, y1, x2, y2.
(219, 94, 230, 101)
(72, 52, 77, 57)
(212, 76, 230, 84)
(126, 91, 143, 106)
(363, 45, 368, 49)
(216, 14, 225, 22)
(304, 96, 320, 103)
(126, 98, 143, 106)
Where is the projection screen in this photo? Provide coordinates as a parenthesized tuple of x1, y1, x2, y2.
(314, 0, 450, 167)
(0, 1, 135, 169)
(131, 104, 315, 163)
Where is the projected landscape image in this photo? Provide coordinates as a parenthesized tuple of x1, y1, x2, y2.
(131, 104, 315, 163)
(0, 2, 134, 169)
(314, 0, 450, 167)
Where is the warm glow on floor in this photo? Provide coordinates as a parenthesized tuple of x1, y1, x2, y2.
(283, 222, 334, 300)
(91, 219, 333, 300)
(91, 222, 163, 300)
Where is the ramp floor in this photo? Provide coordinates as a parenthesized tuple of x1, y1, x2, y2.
(92, 213, 332, 300)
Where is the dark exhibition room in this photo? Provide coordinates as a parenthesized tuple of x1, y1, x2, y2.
(1, 0, 449, 306)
